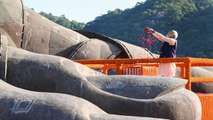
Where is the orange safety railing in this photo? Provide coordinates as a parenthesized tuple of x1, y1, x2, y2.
(86, 63, 158, 76)
(75, 57, 213, 90)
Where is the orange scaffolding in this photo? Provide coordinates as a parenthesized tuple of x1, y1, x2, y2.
(75, 57, 213, 120)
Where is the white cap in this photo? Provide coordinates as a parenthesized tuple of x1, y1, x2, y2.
(171, 30, 178, 39)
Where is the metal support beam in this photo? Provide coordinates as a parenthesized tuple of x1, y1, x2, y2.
(0, 34, 8, 81)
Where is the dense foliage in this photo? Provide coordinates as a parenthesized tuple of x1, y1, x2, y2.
(83, 0, 213, 58)
(40, 12, 85, 30)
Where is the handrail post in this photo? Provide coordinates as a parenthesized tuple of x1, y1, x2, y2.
(116, 64, 123, 75)
(180, 65, 186, 78)
(185, 59, 191, 90)
(102, 65, 109, 75)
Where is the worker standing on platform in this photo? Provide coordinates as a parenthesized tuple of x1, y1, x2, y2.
(144, 27, 178, 77)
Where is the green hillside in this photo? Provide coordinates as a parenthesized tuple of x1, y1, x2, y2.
(83, 0, 213, 58)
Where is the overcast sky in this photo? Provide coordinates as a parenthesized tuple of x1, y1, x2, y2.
(23, 0, 145, 23)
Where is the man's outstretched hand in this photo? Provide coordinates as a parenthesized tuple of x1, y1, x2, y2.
(144, 27, 154, 33)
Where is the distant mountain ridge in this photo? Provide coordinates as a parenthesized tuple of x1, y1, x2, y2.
(83, 0, 213, 58)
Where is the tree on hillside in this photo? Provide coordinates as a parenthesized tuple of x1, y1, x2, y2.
(39, 11, 85, 30)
